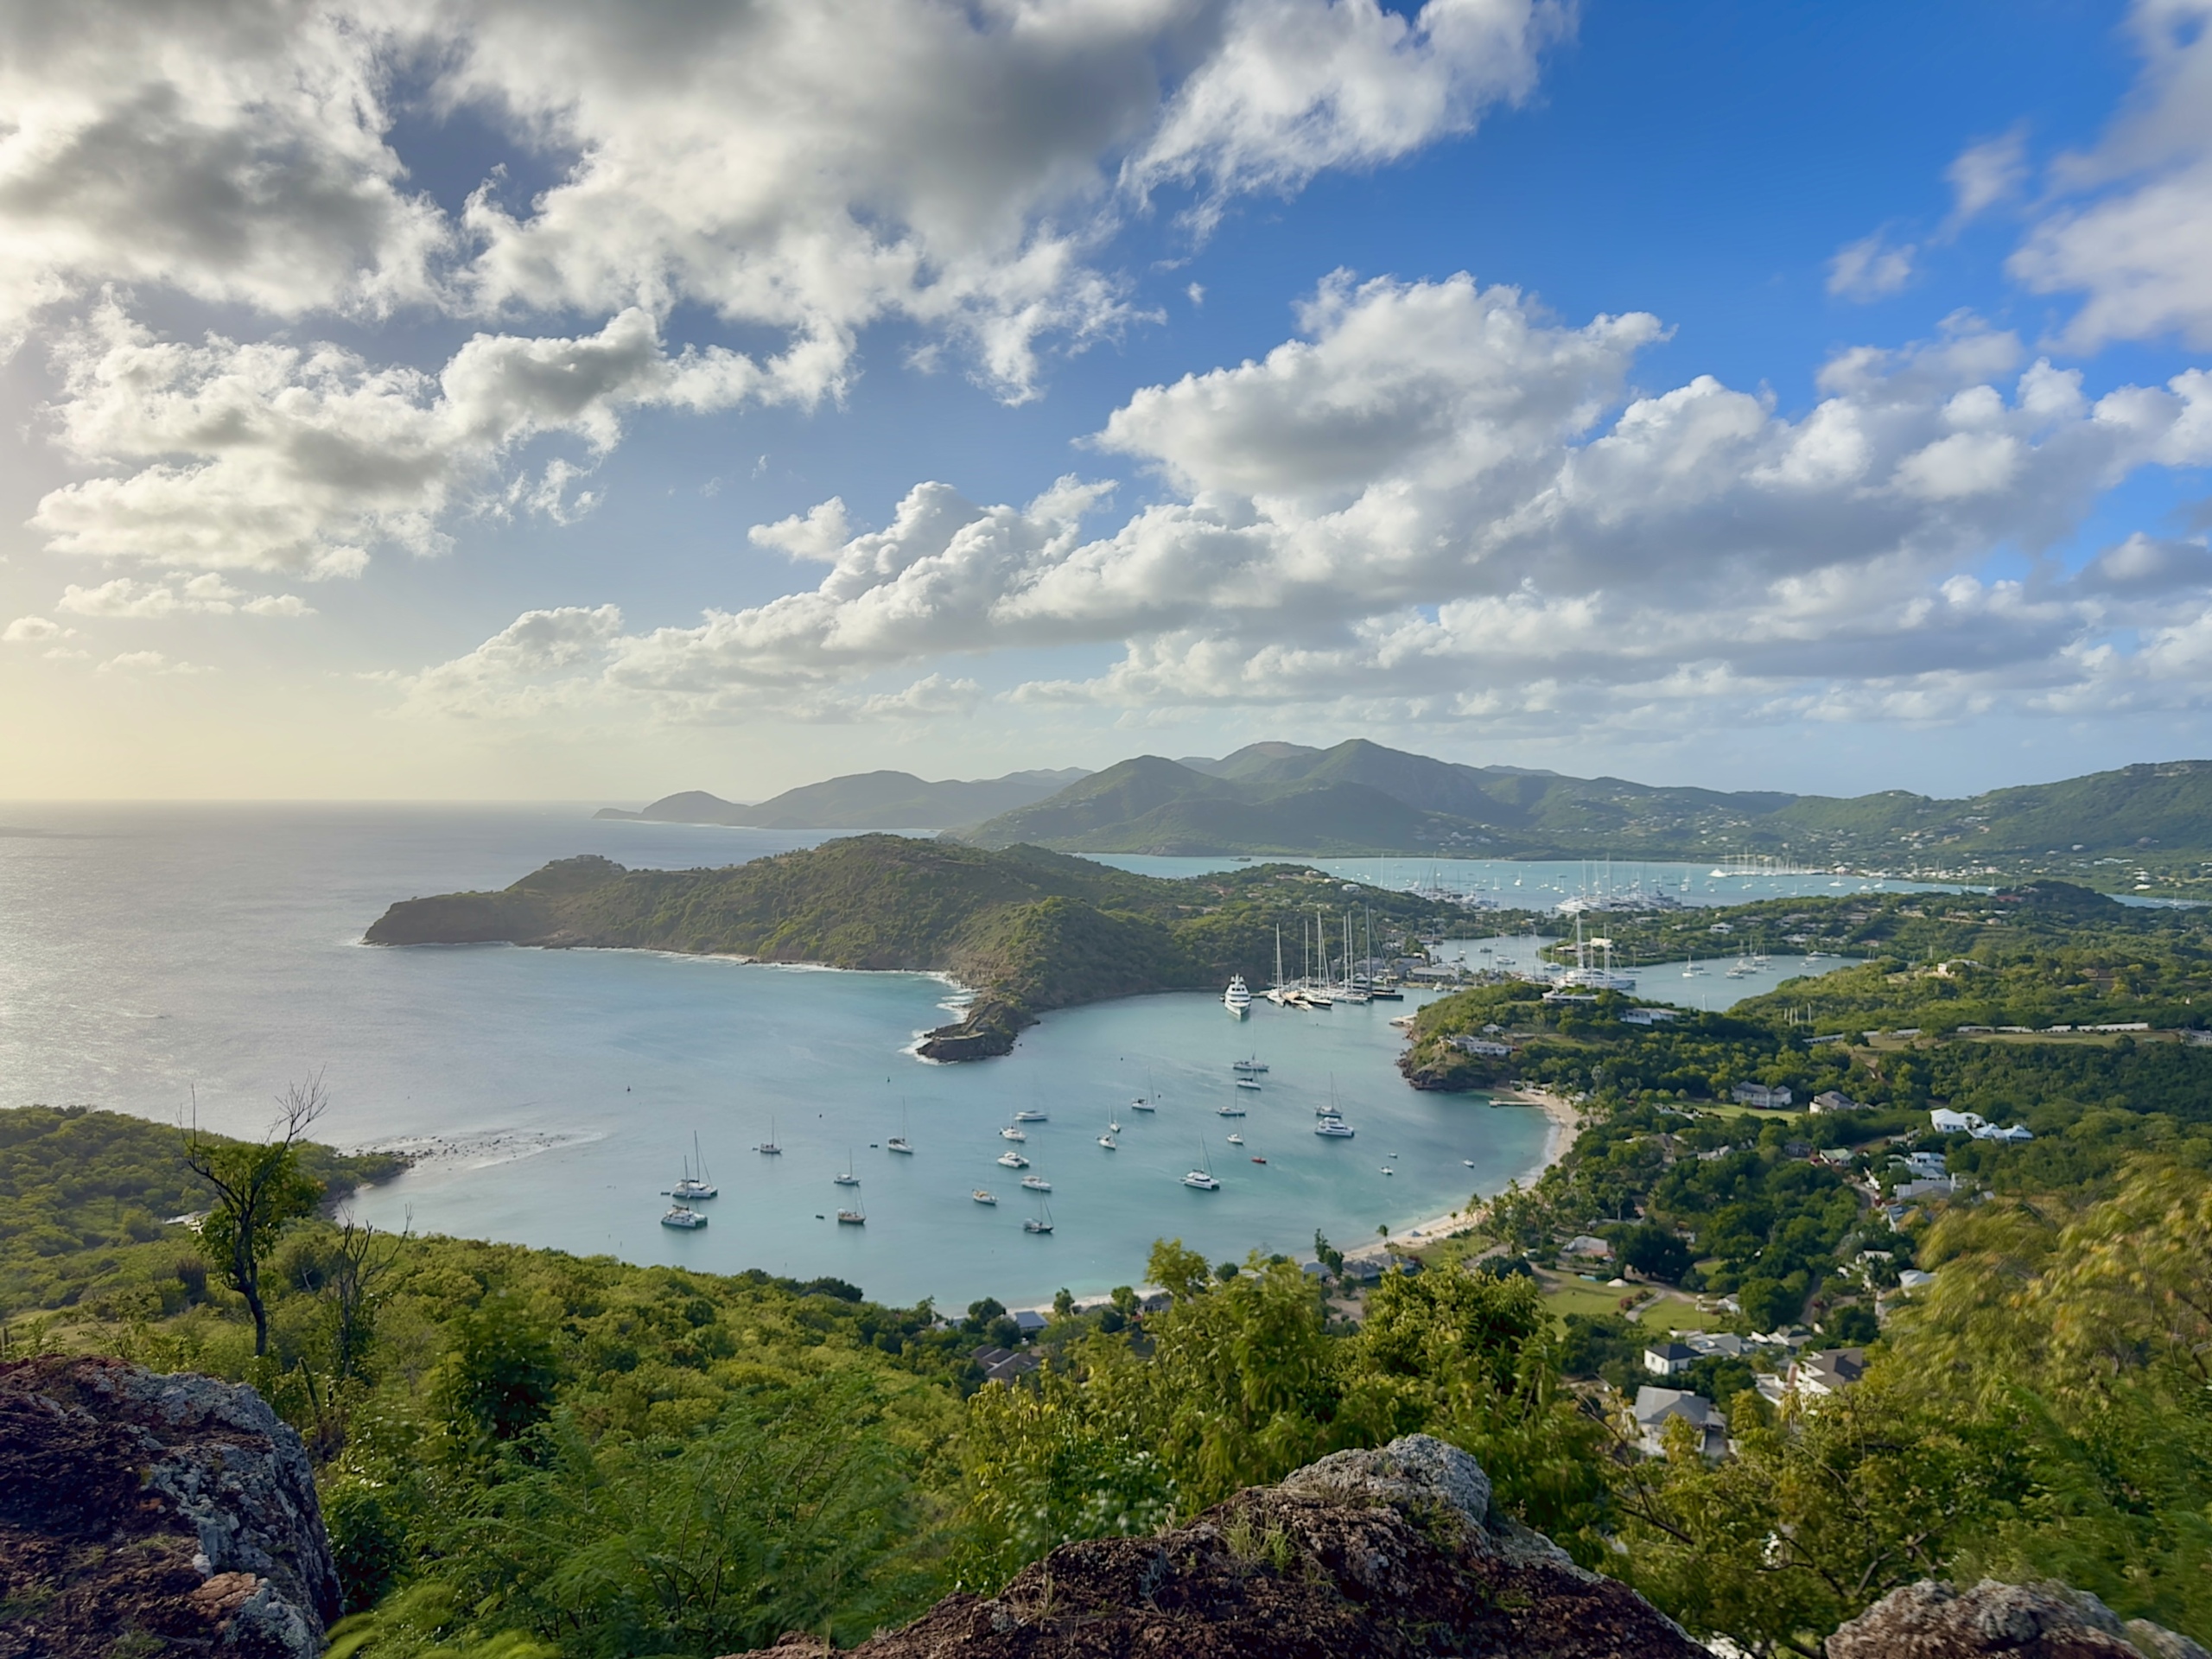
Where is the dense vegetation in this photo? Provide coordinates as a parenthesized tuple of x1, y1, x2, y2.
(15, 874, 2212, 1655)
(364, 836, 1487, 1057)
(959, 741, 2212, 892)
(0, 1103, 400, 1318)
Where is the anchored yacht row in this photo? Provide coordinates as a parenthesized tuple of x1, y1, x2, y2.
(660, 1048, 1365, 1229)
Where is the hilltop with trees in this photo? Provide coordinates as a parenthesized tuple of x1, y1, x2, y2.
(364, 836, 1484, 1058)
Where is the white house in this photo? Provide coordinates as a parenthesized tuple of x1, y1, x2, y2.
(1644, 1342, 1699, 1376)
(1902, 1150, 1948, 1179)
(1633, 1387, 1728, 1457)
(1561, 1235, 1613, 1260)
(1732, 1082, 1794, 1108)
(1686, 1331, 1747, 1359)
(1929, 1108, 1984, 1134)
(1789, 1347, 1867, 1396)
(1810, 1090, 1865, 1113)
(1894, 1176, 1960, 1203)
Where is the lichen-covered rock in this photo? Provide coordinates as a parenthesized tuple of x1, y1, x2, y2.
(1828, 1579, 2211, 1659)
(0, 1356, 339, 1659)
(725, 1433, 1702, 1659)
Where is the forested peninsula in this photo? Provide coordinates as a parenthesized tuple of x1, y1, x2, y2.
(364, 836, 1473, 1058)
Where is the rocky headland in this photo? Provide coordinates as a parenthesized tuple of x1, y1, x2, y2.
(362, 837, 1466, 1061)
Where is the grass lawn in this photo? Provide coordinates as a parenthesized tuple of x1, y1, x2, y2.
(1637, 1294, 1732, 1332)
(1694, 1102, 1801, 1123)
(1540, 1277, 1638, 1319)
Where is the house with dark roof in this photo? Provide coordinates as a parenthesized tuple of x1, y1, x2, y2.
(1789, 1347, 1867, 1396)
(1632, 1387, 1728, 1457)
(1643, 1341, 1699, 1377)
(971, 1344, 1043, 1387)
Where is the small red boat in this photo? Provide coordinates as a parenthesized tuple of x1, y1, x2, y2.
(1249, 1156, 1267, 1164)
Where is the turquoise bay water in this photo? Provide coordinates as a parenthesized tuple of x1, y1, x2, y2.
(0, 806, 1866, 1309)
(0, 805, 1534, 1308)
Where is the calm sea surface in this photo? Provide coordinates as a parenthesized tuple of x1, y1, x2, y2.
(0, 806, 1880, 1307)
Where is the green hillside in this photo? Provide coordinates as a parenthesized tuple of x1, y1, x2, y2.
(962, 743, 2212, 889)
(365, 836, 1479, 1058)
(594, 768, 1083, 830)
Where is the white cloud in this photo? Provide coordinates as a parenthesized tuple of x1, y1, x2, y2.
(388, 276, 2212, 734)
(392, 603, 625, 717)
(3, 615, 71, 644)
(56, 573, 314, 618)
(446, 0, 1564, 396)
(10, 0, 1571, 595)
(1125, 0, 1566, 227)
(0, 0, 448, 346)
(1946, 125, 2029, 226)
(33, 302, 772, 576)
(94, 649, 212, 675)
(0, 0, 1565, 391)
(1827, 231, 1916, 301)
(2008, 0, 2212, 347)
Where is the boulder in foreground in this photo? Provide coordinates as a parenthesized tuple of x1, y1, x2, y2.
(728, 1433, 1704, 1659)
(0, 1356, 339, 1659)
(1830, 1578, 2209, 1659)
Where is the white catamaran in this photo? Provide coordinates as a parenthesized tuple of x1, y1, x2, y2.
(1183, 1142, 1221, 1190)
(671, 1132, 717, 1200)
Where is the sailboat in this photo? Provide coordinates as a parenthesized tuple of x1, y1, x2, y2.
(833, 1147, 860, 1186)
(660, 1203, 708, 1229)
(1023, 1199, 1054, 1235)
(1314, 1073, 1355, 1137)
(1131, 1069, 1157, 1111)
(1183, 1141, 1221, 1190)
(671, 1132, 717, 1199)
(836, 1182, 865, 1224)
(887, 1100, 913, 1154)
(1363, 906, 1404, 999)
(1336, 910, 1370, 1003)
(1098, 1108, 1117, 1150)
(756, 1115, 782, 1154)
(1265, 925, 1291, 1007)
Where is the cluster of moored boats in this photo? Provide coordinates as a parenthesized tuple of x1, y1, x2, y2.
(659, 1048, 1370, 1230)
(1226, 912, 1408, 1019)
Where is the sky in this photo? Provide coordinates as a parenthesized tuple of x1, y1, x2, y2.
(4, 0, 2212, 804)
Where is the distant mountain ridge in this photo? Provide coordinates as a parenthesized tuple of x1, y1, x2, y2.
(595, 767, 1086, 830)
(957, 741, 2212, 869)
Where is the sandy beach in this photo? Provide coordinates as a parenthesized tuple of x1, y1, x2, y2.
(1374, 1084, 1584, 1255)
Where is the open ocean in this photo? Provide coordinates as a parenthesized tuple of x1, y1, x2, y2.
(0, 804, 1910, 1308)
